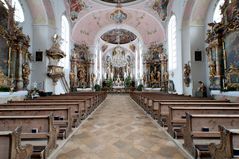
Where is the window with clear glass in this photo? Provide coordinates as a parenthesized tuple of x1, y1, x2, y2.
(213, 0, 225, 23)
(60, 15, 70, 68)
(168, 15, 177, 71)
(12, 0, 24, 22)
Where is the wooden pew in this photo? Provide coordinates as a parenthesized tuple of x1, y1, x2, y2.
(183, 113, 239, 158)
(62, 92, 106, 107)
(0, 102, 82, 127)
(0, 107, 72, 139)
(0, 127, 32, 159)
(157, 102, 239, 126)
(150, 99, 229, 119)
(167, 107, 239, 138)
(0, 115, 57, 159)
(35, 96, 94, 115)
(209, 125, 239, 159)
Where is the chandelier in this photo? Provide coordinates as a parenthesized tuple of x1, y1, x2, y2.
(110, 1, 128, 68)
(111, 46, 128, 67)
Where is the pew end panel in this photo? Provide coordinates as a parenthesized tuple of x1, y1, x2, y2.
(209, 125, 239, 159)
(0, 127, 33, 159)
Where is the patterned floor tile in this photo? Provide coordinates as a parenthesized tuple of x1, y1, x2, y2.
(54, 95, 188, 159)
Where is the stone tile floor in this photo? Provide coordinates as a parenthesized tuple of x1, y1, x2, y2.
(54, 95, 189, 159)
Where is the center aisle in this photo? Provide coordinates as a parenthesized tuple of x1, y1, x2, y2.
(55, 95, 188, 159)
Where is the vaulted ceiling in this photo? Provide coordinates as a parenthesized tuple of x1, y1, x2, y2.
(24, 0, 214, 46)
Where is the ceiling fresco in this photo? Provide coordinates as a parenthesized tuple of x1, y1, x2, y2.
(101, 29, 137, 44)
(99, 0, 137, 4)
(72, 8, 165, 45)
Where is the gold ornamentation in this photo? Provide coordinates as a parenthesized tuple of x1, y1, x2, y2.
(183, 63, 191, 87)
(47, 65, 64, 83)
(225, 64, 239, 90)
(22, 63, 30, 88)
(206, 0, 239, 90)
(46, 34, 66, 60)
(209, 61, 216, 80)
(0, 68, 11, 87)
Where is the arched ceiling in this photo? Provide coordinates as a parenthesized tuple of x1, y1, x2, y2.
(26, 0, 55, 27)
(24, 0, 215, 46)
(182, 0, 213, 26)
(72, 7, 165, 46)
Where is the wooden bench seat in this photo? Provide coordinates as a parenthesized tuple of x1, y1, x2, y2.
(209, 125, 239, 159)
(167, 107, 239, 138)
(0, 115, 57, 159)
(0, 107, 72, 139)
(34, 97, 94, 115)
(157, 102, 239, 126)
(183, 113, 239, 159)
(0, 127, 32, 159)
(150, 99, 229, 119)
(36, 96, 94, 111)
(0, 102, 83, 127)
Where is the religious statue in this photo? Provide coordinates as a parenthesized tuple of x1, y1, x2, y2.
(77, 64, 86, 86)
(183, 63, 191, 87)
(143, 72, 147, 84)
(209, 61, 216, 80)
(196, 81, 207, 97)
(106, 62, 111, 79)
(91, 73, 96, 84)
(69, 71, 75, 87)
(150, 71, 155, 82)
(157, 71, 161, 82)
(154, 65, 157, 73)
(163, 71, 169, 82)
(22, 63, 30, 88)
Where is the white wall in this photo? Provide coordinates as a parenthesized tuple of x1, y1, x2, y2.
(190, 26, 207, 95)
(50, 0, 70, 94)
(168, 0, 185, 94)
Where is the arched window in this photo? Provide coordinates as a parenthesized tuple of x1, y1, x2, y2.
(12, 0, 24, 22)
(168, 15, 177, 71)
(213, 0, 225, 23)
(60, 15, 70, 68)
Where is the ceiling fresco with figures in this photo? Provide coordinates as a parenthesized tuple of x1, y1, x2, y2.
(101, 29, 137, 44)
(22, 0, 215, 46)
(72, 8, 165, 45)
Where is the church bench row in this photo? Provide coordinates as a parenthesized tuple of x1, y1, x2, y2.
(0, 107, 72, 139)
(209, 125, 239, 159)
(167, 106, 239, 138)
(130, 92, 239, 159)
(0, 115, 57, 159)
(183, 113, 239, 159)
(35, 94, 106, 114)
(155, 102, 239, 126)
(130, 91, 215, 110)
(130, 92, 234, 126)
(3, 102, 83, 127)
(0, 92, 107, 158)
(0, 127, 33, 159)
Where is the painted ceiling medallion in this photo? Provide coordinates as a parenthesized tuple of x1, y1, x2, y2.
(152, 0, 169, 21)
(100, 0, 137, 3)
(101, 29, 137, 44)
(68, 0, 86, 21)
(110, 8, 127, 23)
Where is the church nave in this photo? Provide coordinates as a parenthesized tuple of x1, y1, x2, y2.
(53, 95, 188, 159)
